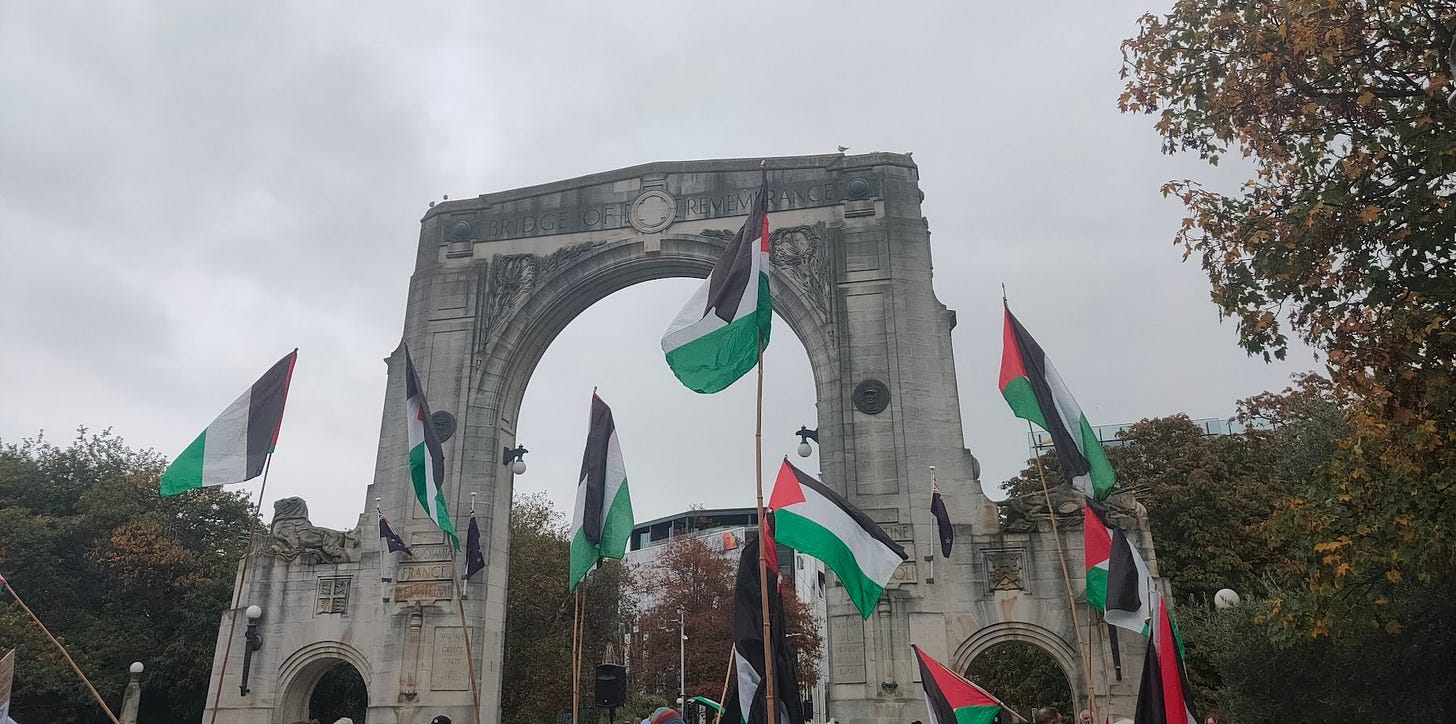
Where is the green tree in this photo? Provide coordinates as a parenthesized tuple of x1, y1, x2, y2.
(1121, 0, 1456, 634)
(500, 492, 632, 724)
(630, 534, 823, 710)
(1003, 413, 1290, 601)
(0, 429, 257, 724)
(964, 642, 1071, 717)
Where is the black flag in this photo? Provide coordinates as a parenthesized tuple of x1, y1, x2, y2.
(931, 481, 954, 558)
(723, 535, 805, 724)
(463, 512, 486, 580)
(378, 513, 412, 556)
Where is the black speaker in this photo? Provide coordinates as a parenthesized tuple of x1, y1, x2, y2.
(594, 663, 627, 708)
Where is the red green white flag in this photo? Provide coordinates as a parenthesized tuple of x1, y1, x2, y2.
(160, 350, 297, 496)
(1134, 595, 1199, 724)
(1085, 502, 1154, 634)
(768, 459, 907, 619)
(660, 172, 772, 394)
(913, 644, 1001, 724)
(404, 346, 459, 549)
(999, 305, 1116, 501)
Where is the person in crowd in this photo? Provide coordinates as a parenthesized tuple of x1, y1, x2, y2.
(1033, 707, 1064, 724)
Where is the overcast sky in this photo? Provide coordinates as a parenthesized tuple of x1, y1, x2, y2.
(0, 3, 1317, 532)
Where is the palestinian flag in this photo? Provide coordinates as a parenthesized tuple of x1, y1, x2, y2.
(404, 347, 458, 549)
(768, 459, 907, 619)
(722, 535, 803, 724)
(568, 392, 634, 590)
(1134, 596, 1198, 724)
(463, 511, 486, 580)
(931, 480, 954, 558)
(999, 305, 1116, 501)
(0, 573, 6, 593)
(660, 172, 771, 393)
(912, 644, 1001, 724)
(161, 350, 297, 496)
(378, 512, 412, 556)
(1085, 502, 1153, 634)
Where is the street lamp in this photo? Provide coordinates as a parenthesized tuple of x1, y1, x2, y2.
(239, 605, 263, 696)
(794, 426, 818, 458)
(502, 444, 528, 475)
(1214, 588, 1240, 610)
(678, 606, 687, 712)
(120, 662, 144, 724)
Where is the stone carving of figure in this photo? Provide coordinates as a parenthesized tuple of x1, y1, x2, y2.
(998, 482, 1148, 533)
(269, 497, 360, 564)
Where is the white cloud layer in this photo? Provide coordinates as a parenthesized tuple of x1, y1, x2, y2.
(0, 2, 1316, 530)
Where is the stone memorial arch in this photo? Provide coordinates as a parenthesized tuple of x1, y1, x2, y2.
(202, 153, 1157, 723)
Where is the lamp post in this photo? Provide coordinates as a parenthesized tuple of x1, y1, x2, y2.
(1214, 588, 1240, 610)
(794, 426, 818, 458)
(678, 606, 687, 712)
(502, 444, 529, 474)
(120, 662, 143, 724)
(239, 605, 263, 696)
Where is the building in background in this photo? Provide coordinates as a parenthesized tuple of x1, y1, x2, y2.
(626, 507, 828, 721)
(1027, 415, 1275, 457)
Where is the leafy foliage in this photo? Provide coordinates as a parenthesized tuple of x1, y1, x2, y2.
(500, 492, 632, 724)
(1004, 412, 1293, 601)
(0, 429, 257, 724)
(630, 534, 822, 710)
(964, 642, 1070, 717)
(1121, 0, 1456, 634)
(1180, 580, 1456, 722)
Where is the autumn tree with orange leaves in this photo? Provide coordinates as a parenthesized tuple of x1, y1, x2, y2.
(1121, 0, 1456, 638)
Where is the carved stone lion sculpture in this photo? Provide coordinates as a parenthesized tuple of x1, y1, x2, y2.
(998, 482, 1147, 533)
(270, 497, 360, 565)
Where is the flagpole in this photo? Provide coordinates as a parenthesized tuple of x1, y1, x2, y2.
(1026, 421, 1095, 718)
(375, 498, 390, 588)
(572, 587, 582, 724)
(753, 342, 778, 724)
(449, 546, 483, 724)
(4, 583, 122, 724)
(207, 453, 274, 724)
(713, 644, 735, 724)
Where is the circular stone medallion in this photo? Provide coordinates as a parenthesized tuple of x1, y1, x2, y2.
(629, 189, 677, 234)
(431, 410, 457, 443)
(853, 379, 891, 415)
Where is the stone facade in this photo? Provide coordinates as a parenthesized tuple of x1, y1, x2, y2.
(201, 153, 1158, 723)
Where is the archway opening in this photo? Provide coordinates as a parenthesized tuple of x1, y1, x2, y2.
(965, 642, 1072, 720)
(504, 277, 822, 722)
(307, 661, 368, 723)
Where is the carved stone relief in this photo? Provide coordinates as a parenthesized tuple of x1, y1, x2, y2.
(997, 483, 1145, 533)
(984, 549, 1026, 592)
(269, 497, 360, 564)
(698, 223, 832, 321)
(315, 576, 351, 615)
(479, 240, 606, 341)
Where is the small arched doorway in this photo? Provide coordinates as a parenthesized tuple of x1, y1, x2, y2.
(965, 642, 1073, 720)
(275, 643, 373, 724)
(307, 661, 368, 723)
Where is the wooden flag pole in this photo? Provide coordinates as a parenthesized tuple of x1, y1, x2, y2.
(207, 453, 274, 724)
(753, 342, 778, 724)
(1027, 422, 1096, 719)
(713, 644, 736, 724)
(449, 544, 483, 724)
(572, 587, 582, 724)
(6, 583, 122, 724)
